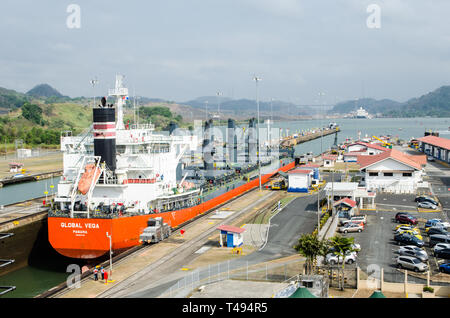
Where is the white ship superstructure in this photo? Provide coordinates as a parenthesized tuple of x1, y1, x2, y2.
(55, 75, 199, 219)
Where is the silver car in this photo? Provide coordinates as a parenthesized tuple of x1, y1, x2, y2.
(398, 247, 428, 262)
(339, 223, 364, 233)
(396, 256, 428, 272)
(433, 243, 450, 253)
(417, 201, 438, 210)
(326, 251, 357, 265)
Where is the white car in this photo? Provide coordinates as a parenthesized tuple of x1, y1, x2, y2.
(399, 245, 424, 253)
(417, 201, 438, 210)
(433, 243, 450, 253)
(326, 251, 357, 265)
(341, 215, 367, 225)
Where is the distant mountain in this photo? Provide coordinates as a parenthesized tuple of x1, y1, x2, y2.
(331, 98, 402, 115)
(386, 86, 450, 117)
(331, 86, 450, 118)
(182, 96, 314, 118)
(26, 84, 64, 98)
(0, 87, 29, 110)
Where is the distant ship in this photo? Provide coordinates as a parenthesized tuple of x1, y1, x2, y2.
(355, 107, 371, 119)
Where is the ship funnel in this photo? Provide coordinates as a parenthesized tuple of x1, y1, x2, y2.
(169, 121, 178, 135)
(93, 107, 117, 172)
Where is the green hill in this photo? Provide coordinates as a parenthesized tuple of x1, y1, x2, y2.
(385, 86, 450, 117)
(0, 87, 29, 112)
(26, 83, 64, 98)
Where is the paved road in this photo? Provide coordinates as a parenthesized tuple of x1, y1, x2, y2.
(110, 192, 322, 298)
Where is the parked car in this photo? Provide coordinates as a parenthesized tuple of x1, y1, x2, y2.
(395, 214, 418, 225)
(400, 245, 424, 252)
(339, 222, 364, 234)
(439, 263, 450, 274)
(434, 248, 450, 259)
(415, 196, 438, 206)
(433, 243, 450, 254)
(417, 201, 438, 210)
(429, 234, 450, 247)
(397, 247, 428, 262)
(425, 219, 450, 228)
(326, 251, 357, 265)
(394, 233, 424, 247)
(395, 226, 420, 235)
(328, 243, 361, 254)
(341, 215, 367, 225)
(426, 226, 449, 236)
(396, 256, 428, 272)
(395, 224, 418, 231)
(427, 156, 435, 162)
(395, 229, 423, 241)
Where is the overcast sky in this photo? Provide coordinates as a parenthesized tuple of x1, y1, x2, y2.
(1, 0, 450, 105)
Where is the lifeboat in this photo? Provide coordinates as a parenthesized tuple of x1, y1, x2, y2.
(78, 163, 101, 195)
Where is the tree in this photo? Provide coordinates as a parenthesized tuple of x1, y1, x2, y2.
(21, 102, 44, 125)
(294, 233, 329, 274)
(329, 235, 356, 290)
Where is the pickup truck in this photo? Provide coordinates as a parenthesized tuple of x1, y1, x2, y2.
(139, 217, 172, 244)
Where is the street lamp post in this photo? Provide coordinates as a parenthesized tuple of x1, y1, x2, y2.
(216, 92, 222, 121)
(90, 78, 99, 108)
(205, 100, 208, 121)
(253, 76, 262, 191)
(318, 92, 326, 155)
(106, 232, 113, 280)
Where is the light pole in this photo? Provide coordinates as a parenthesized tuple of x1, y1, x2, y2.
(90, 78, 99, 107)
(205, 100, 208, 121)
(216, 92, 222, 121)
(318, 92, 326, 155)
(106, 232, 113, 281)
(253, 76, 262, 191)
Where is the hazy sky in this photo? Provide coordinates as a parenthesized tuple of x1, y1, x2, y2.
(1, 0, 450, 105)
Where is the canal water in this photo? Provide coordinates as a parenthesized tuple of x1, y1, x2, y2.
(0, 117, 449, 298)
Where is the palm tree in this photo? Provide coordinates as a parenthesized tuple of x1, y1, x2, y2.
(329, 235, 355, 291)
(294, 233, 329, 274)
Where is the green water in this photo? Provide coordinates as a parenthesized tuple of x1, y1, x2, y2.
(0, 266, 67, 298)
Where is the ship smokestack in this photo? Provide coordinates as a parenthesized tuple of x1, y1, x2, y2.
(93, 99, 117, 171)
(169, 121, 178, 136)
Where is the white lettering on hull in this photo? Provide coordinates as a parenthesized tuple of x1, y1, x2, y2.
(61, 222, 100, 229)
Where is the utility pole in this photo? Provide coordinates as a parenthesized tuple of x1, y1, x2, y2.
(253, 76, 262, 191)
(216, 92, 222, 121)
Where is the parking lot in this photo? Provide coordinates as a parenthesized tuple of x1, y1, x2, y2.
(338, 193, 448, 284)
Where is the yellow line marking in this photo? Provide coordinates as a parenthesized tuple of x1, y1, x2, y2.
(240, 224, 246, 228)
(181, 268, 189, 271)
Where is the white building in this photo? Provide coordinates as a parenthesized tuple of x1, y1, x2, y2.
(346, 141, 387, 156)
(358, 149, 424, 194)
(287, 169, 313, 193)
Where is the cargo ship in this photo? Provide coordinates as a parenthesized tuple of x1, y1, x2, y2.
(48, 75, 294, 259)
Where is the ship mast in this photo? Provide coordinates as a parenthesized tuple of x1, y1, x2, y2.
(108, 75, 129, 130)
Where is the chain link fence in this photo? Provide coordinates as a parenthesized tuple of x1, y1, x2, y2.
(160, 258, 306, 298)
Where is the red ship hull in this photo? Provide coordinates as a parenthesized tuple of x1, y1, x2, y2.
(48, 161, 295, 259)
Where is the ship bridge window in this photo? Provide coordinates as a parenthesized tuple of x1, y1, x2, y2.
(117, 145, 126, 154)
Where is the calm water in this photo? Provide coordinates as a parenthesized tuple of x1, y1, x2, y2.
(0, 177, 60, 206)
(1, 117, 449, 298)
